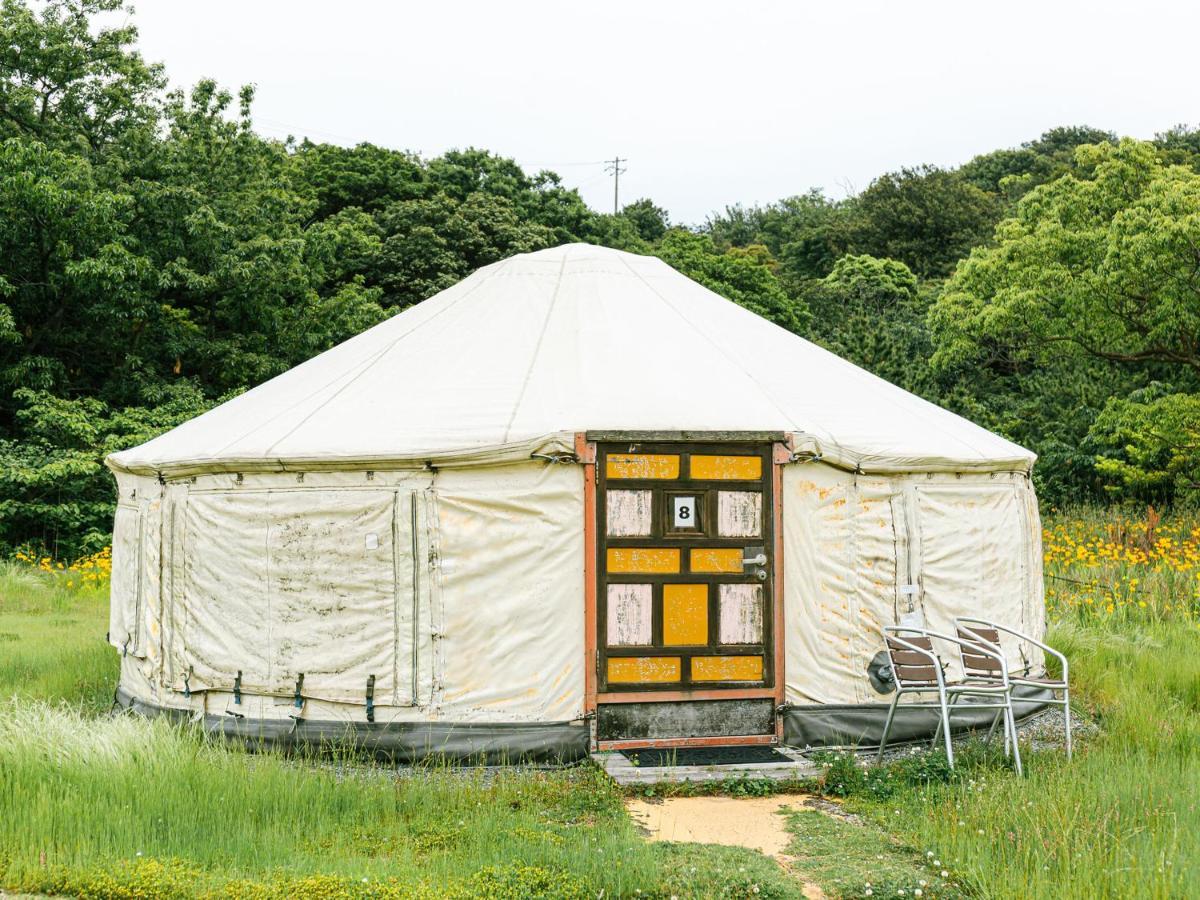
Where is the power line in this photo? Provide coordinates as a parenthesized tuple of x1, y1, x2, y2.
(604, 156, 627, 215)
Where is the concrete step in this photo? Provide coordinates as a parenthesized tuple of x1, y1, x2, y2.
(594, 746, 820, 785)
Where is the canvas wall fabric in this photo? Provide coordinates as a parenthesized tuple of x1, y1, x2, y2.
(107, 244, 1034, 479)
(782, 464, 1044, 705)
(110, 463, 584, 723)
(111, 461, 1041, 723)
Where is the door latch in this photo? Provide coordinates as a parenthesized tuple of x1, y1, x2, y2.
(742, 546, 768, 580)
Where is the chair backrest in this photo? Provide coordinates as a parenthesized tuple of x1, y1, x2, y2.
(884, 633, 940, 686)
(957, 625, 1003, 679)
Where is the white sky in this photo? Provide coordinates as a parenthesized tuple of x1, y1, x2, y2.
(127, 0, 1198, 225)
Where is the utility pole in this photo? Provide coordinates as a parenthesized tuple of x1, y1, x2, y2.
(604, 156, 626, 215)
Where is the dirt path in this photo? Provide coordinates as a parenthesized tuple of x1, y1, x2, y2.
(626, 795, 826, 898)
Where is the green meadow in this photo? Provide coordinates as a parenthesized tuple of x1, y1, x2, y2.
(3, 507, 1198, 899)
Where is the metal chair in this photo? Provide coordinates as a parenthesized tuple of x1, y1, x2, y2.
(956, 617, 1071, 760)
(876, 626, 1023, 775)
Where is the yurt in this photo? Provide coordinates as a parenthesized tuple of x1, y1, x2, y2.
(106, 243, 1047, 761)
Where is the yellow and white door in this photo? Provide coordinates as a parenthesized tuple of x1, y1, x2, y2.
(592, 440, 780, 747)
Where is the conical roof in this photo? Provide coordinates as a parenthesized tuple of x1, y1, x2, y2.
(108, 243, 1034, 476)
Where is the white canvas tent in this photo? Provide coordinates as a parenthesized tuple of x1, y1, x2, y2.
(108, 243, 1047, 759)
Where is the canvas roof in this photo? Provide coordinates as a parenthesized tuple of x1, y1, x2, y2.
(108, 243, 1035, 476)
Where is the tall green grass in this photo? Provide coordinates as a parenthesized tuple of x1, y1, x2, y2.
(0, 561, 799, 898)
(0, 561, 115, 710)
(855, 620, 1200, 898)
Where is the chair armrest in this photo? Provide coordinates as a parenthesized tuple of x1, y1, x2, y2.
(884, 626, 1011, 686)
(956, 616, 1068, 680)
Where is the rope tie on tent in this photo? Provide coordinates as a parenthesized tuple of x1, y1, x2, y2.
(183, 666, 193, 698)
(288, 674, 305, 734)
(788, 451, 823, 464)
(365, 674, 376, 723)
(226, 670, 245, 719)
(531, 452, 579, 464)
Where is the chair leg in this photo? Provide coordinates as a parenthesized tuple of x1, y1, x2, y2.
(1063, 688, 1072, 761)
(933, 693, 961, 749)
(1004, 699, 1023, 776)
(877, 692, 900, 765)
(938, 686, 954, 768)
(984, 708, 1002, 746)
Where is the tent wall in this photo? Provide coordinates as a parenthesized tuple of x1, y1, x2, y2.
(112, 462, 584, 728)
(781, 463, 1044, 707)
(112, 455, 1043, 752)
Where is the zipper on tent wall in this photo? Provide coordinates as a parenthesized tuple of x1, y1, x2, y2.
(411, 490, 420, 706)
(891, 482, 925, 626)
(391, 490, 401, 705)
(423, 484, 444, 709)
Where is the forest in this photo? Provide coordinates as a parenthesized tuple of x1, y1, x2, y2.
(5, 0, 1200, 556)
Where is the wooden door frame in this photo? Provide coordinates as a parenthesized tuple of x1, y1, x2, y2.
(578, 431, 790, 749)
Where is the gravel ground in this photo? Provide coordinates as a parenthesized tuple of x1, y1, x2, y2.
(830, 702, 1097, 765)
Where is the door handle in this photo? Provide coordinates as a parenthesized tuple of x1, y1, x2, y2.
(743, 553, 768, 566)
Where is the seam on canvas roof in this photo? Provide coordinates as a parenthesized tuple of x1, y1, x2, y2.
(254, 259, 510, 458)
(501, 253, 568, 443)
(614, 253, 814, 439)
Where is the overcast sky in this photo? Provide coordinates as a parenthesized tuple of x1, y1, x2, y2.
(127, 0, 1197, 225)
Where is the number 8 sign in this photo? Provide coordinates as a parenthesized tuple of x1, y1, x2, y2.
(672, 495, 697, 529)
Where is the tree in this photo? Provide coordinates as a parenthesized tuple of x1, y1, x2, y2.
(0, 384, 214, 554)
(803, 254, 938, 397)
(932, 139, 1200, 374)
(932, 138, 1200, 504)
(960, 126, 1118, 201)
(653, 230, 809, 334)
(0, 0, 163, 154)
(706, 191, 847, 282)
(1088, 384, 1200, 503)
(619, 198, 669, 243)
(847, 166, 999, 278)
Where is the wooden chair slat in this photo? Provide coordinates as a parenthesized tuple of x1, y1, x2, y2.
(887, 635, 933, 652)
(962, 652, 1002, 672)
(958, 627, 999, 644)
(888, 649, 933, 666)
(894, 663, 939, 683)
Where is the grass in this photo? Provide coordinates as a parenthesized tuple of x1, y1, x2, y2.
(822, 507, 1200, 899)
(3, 505, 1198, 898)
(0, 561, 115, 712)
(846, 620, 1199, 899)
(0, 561, 804, 898)
(782, 807, 958, 899)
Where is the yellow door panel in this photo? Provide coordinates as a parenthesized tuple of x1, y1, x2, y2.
(606, 454, 680, 479)
(691, 655, 763, 681)
(607, 547, 680, 574)
(689, 455, 762, 480)
(690, 548, 743, 573)
(663, 584, 708, 645)
(608, 656, 681, 683)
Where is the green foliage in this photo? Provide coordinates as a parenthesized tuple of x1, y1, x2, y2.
(7, 0, 1200, 546)
(654, 229, 810, 333)
(0, 0, 164, 151)
(1090, 384, 1200, 503)
(933, 139, 1200, 374)
(706, 190, 847, 282)
(0, 384, 214, 554)
(618, 197, 669, 242)
(803, 254, 941, 398)
(960, 125, 1117, 198)
(846, 165, 999, 278)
